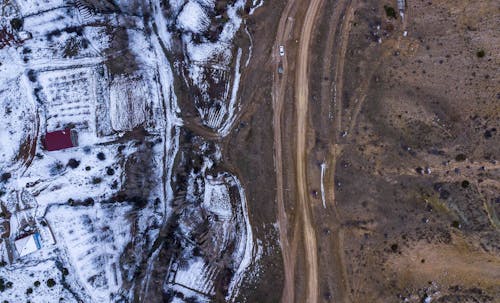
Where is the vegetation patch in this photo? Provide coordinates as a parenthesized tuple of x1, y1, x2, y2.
(384, 5, 397, 19)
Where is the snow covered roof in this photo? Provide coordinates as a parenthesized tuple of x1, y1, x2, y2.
(14, 233, 42, 257)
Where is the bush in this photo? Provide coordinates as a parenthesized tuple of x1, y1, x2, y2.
(106, 168, 115, 176)
(83, 198, 94, 205)
(67, 159, 80, 169)
(10, 18, 23, 30)
(97, 152, 106, 161)
(384, 5, 397, 19)
(46, 278, 56, 288)
(476, 49, 485, 58)
(455, 154, 467, 162)
(0, 173, 11, 182)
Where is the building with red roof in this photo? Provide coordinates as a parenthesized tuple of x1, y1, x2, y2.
(42, 129, 78, 151)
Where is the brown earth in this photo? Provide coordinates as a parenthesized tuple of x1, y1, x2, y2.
(232, 0, 500, 302)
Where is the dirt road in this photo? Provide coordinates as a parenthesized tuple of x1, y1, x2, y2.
(294, 0, 323, 302)
(273, 0, 325, 302)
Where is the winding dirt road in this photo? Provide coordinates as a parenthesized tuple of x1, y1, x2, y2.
(294, 1, 323, 302)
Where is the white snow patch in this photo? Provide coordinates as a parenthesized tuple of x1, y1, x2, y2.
(226, 176, 255, 302)
(16, 0, 65, 15)
(109, 75, 147, 131)
(249, 0, 265, 15)
(320, 162, 327, 208)
(174, 257, 217, 295)
(218, 48, 242, 136)
(203, 176, 232, 219)
(178, 1, 210, 33)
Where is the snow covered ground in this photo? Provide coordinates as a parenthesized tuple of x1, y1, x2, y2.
(0, 0, 267, 301)
(203, 176, 233, 219)
(46, 203, 134, 302)
(0, 76, 36, 172)
(0, 1, 179, 302)
(157, 0, 250, 136)
(0, 258, 83, 303)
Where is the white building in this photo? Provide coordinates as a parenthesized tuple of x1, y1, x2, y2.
(14, 233, 42, 257)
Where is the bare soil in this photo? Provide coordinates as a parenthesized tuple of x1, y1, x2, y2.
(231, 0, 499, 302)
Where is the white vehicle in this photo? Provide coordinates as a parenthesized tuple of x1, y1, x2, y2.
(279, 45, 285, 56)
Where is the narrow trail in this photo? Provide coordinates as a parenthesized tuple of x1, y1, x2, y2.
(333, 2, 356, 137)
(295, 0, 323, 302)
(271, 1, 297, 302)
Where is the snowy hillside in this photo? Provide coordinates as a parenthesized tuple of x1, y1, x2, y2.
(0, 0, 264, 302)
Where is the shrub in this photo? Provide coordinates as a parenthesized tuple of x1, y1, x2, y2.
(97, 152, 106, 161)
(67, 159, 80, 169)
(46, 278, 56, 288)
(390, 243, 398, 252)
(384, 5, 397, 19)
(106, 168, 115, 176)
(10, 18, 23, 30)
(0, 173, 11, 182)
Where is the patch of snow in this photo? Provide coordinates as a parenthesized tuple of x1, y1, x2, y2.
(177, 1, 210, 33)
(226, 175, 255, 302)
(218, 48, 243, 136)
(16, 0, 66, 15)
(249, 0, 265, 15)
(203, 176, 232, 219)
(174, 256, 217, 295)
(320, 162, 327, 208)
(244, 25, 253, 67)
(22, 7, 80, 37)
(109, 75, 147, 131)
